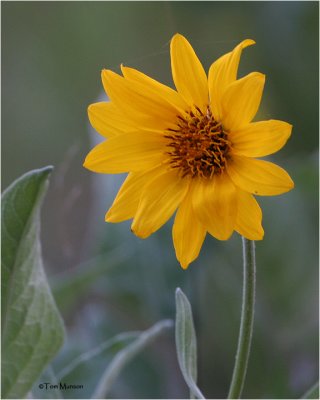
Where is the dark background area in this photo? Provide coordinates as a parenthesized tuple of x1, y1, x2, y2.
(2, 2, 318, 398)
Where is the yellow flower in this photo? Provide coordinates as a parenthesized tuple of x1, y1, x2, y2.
(84, 34, 294, 269)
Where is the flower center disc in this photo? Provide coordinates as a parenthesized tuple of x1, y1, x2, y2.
(166, 107, 231, 178)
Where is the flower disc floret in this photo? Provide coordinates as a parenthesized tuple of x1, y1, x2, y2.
(166, 107, 231, 178)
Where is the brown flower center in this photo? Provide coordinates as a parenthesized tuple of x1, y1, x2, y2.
(165, 107, 231, 178)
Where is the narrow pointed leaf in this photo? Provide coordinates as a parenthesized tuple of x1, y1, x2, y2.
(57, 331, 140, 381)
(301, 382, 319, 399)
(1, 167, 65, 399)
(92, 319, 173, 399)
(175, 288, 205, 399)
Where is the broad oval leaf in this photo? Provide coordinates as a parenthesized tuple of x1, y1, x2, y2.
(1, 167, 65, 399)
(175, 288, 205, 399)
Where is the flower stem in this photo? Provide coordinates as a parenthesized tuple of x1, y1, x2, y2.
(227, 237, 256, 399)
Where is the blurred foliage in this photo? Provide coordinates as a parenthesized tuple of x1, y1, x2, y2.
(2, 1, 318, 399)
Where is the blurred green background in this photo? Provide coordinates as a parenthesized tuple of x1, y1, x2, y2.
(2, 1, 318, 399)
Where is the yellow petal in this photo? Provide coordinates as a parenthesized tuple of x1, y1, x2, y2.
(170, 33, 208, 112)
(131, 169, 189, 238)
(101, 69, 178, 131)
(121, 65, 188, 112)
(88, 102, 137, 137)
(106, 168, 159, 223)
(83, 132, 167, 173)
(227, 155, 294, 196)
(173, 188, 207, 269)
(209, 39, 255, 121)
(235, 190, 264, 240)
(221, 72, 265, 131)
(230, 120, 292, 157)
(192, 174, 237, 240)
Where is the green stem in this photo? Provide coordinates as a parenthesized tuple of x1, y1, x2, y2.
(227, 237, 256, 399)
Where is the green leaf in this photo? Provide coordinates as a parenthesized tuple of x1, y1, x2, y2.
(301, 382, 319, 399)
(175, 288, 205, 399)
(92, 319, 173, 399)
(1, 167, 65, 399)
(57, 331, 140, 381)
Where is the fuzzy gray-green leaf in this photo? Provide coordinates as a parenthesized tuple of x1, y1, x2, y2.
(92, 319, 173, 399)
(175, 288, 205, 399)
(301, 382, 319, 399)
(1, 167, 65, 399)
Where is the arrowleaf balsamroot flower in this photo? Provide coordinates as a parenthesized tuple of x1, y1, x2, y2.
(84, 34, 294, 269)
